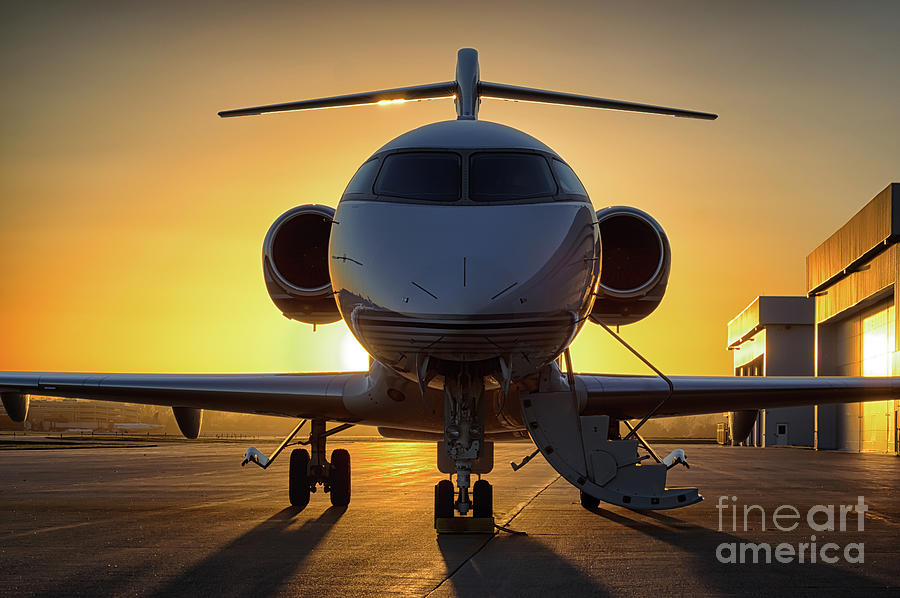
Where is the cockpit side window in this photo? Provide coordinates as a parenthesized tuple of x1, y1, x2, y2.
(551, 159, 588, 198)
(373, 152, 460, 202)
(469, 153, 557, 202)
(344, 158, 380, 195)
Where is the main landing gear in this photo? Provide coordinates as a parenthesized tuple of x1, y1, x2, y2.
(242, 418, 354, 508)
(434, 370, 495, 533)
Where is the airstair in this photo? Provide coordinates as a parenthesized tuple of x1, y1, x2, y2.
(520, 391, 701, 510)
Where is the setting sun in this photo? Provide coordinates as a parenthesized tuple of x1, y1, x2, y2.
(339, 330, 370, 371)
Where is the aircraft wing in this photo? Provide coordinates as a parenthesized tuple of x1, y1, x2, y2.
(0, 371, 364, 421)
(5, 371, 896, 428)
(578, 374, 899, 419)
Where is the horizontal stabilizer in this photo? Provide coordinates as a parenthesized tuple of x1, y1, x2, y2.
(479, 81, 717, 120)
(218, 49, 717, 121)
(218, 81, 456, 117)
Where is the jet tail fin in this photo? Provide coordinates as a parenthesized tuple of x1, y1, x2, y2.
(219, 48, 717, 121)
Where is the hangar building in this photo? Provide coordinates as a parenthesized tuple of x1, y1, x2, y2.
(727, 296, 815, 447)
(727, 183, 899, 454)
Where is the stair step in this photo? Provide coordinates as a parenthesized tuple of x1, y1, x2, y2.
(521, 392, 702, 510)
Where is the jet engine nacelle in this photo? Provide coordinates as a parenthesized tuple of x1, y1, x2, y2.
(1, 392, 29, 422)
(589, 206, 670, 326)
(263, 205, 341, 325)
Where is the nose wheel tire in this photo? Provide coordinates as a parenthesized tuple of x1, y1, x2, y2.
(329, 448, 351, 507)
(580, 490, 600, 510)
(435, 479, 455, 519)
(289, 448, 311, 507)
(473, 479, 493, 518)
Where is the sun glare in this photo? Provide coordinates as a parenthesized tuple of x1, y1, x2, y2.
(339, 330, 371, 371)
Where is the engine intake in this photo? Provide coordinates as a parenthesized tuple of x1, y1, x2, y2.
(589, 206, 670, 326)
(263, 205, 341, 325)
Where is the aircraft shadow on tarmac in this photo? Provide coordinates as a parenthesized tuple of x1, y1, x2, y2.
(429, 505, 890, 597)
(147, 505, 345, 598)
(435, 534, 612, 596)
(586, 507, 888, 595)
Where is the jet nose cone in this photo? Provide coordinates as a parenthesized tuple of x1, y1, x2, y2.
(329, 200, 598, 371)
(405, 254, 517, 309)
(331, 201, 597, 317)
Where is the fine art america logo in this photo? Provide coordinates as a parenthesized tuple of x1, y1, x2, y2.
(715, 495, 867, 564)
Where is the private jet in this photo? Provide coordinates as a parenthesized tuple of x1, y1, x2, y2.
(2, 49, 896, 533)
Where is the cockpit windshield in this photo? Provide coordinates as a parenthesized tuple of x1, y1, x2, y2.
(551, 159, 588, 197)
(344, 158, 380, 195)
(373, 152, 460, 202)
(469, 153, 557, 202)
(346, 150, 587, 204)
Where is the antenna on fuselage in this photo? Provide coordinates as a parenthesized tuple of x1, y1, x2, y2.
(218, 48, 717, 121)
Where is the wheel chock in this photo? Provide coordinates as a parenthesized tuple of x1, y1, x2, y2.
(434, 516, 495, 534)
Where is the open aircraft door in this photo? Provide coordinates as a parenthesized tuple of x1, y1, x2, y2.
(520, 391, 701, 510)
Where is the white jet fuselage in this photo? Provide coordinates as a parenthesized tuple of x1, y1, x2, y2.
(328, 120, 600, 387)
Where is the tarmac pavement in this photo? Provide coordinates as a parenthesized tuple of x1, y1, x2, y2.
(1, 438, 898, 597)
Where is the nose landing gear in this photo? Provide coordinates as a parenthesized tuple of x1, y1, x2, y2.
(434, 477, 494, 532)
(472, 479, 493, 518)
(434, 370, 495, 534)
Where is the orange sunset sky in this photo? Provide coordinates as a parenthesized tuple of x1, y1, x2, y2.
(1, 1, 899, 378)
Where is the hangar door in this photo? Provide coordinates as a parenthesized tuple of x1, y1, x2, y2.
(861, 303, 895, 453)
(825, 299, 896, 453)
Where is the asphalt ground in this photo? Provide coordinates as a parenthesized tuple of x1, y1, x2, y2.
(1, 439, 898, 597)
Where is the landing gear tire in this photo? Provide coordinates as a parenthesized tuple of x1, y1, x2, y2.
(289, 448, 311, 508)
(435, 479, 454, 519)
(580, 490, 600, 510)
(329, 448, 351, 507)
(473, 479, 493, 518)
